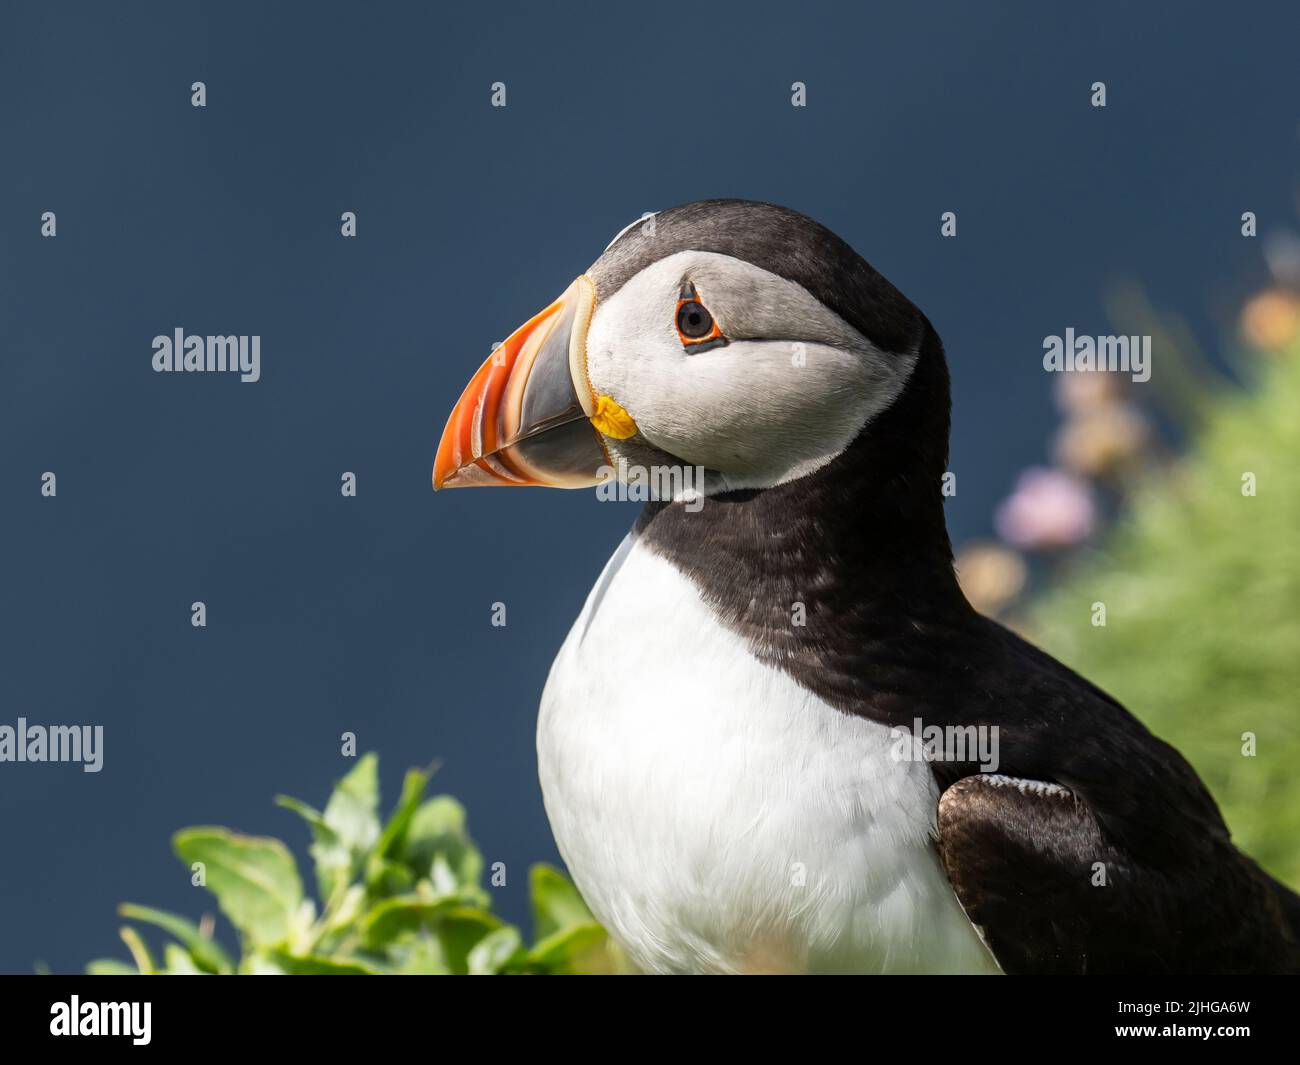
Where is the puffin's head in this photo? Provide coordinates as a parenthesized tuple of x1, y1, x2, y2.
(434, 199, 941, 497)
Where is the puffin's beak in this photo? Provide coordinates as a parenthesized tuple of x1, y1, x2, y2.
(433, 276, 609, 490)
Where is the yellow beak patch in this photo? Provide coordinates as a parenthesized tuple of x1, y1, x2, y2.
(590, 394, 639, 439)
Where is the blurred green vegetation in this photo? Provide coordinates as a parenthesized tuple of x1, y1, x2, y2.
(88, 754, 627, 974)
(1028, 338, 1300, 888)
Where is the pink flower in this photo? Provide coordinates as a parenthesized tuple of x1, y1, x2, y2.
(995, 468, 1096, 551)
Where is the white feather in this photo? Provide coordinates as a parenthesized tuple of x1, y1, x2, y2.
(537, 532, 1002, 974)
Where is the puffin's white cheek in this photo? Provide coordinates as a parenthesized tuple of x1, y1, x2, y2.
(625, 342, 882, 482)
(584, 324, 683, 444)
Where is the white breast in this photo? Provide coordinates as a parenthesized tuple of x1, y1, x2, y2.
(537, 532, 1001, 974)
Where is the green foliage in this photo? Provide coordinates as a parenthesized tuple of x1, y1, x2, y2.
(87, 754, 626, 974)
(1028, 340, 1300, 887)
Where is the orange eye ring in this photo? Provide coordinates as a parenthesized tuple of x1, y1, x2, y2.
(675, 281, 727, 352)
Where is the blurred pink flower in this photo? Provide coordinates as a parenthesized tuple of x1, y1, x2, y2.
(995, 468, 1096, 551)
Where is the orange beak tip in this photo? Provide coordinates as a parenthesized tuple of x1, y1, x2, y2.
(433, 276, 603, 491)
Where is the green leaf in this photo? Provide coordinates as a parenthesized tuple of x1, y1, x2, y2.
(322, 754, 381, 857)
(384, 933, 451, 974)
(162, 944, 204, 974)
(530, 864, 594, 940)
(86, 959, 138, 975)
(429, 854, 461, 896)
(292, 754, 383, 904)
(173, 828, 304, 947)
(403, 796, 484, 897)
(263, 950, 381, 975)
(118, 926, 156, 975)
(528, 922, 609, 974)
(467, 925, 525, 975)
(358, 893, 462, 949)
(118, 903, 234, 974)
(238, 955, 289, 975)
(317, 883, 367, 940)
(275, 794, 351, 906)
(363, 855, 416, 897)
(435, 907, 502, 975)
(376, 765, 435, 861)
(273, 794, 331, 835)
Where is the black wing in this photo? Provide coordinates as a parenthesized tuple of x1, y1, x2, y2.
(937, 772, 1300, 974)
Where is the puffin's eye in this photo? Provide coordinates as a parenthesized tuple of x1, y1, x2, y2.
(677, 301, 712, 338)
(675, 282, 727, 352)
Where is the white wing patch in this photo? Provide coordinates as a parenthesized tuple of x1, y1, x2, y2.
(978, 774, 1073, 799)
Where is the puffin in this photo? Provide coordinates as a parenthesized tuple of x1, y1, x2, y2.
(433, 199, 1300, 974)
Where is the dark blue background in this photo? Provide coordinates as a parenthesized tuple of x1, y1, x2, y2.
(1, 1, 1296, 972)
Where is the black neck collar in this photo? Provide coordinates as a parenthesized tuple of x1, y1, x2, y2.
(635, 322, 965, 652)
